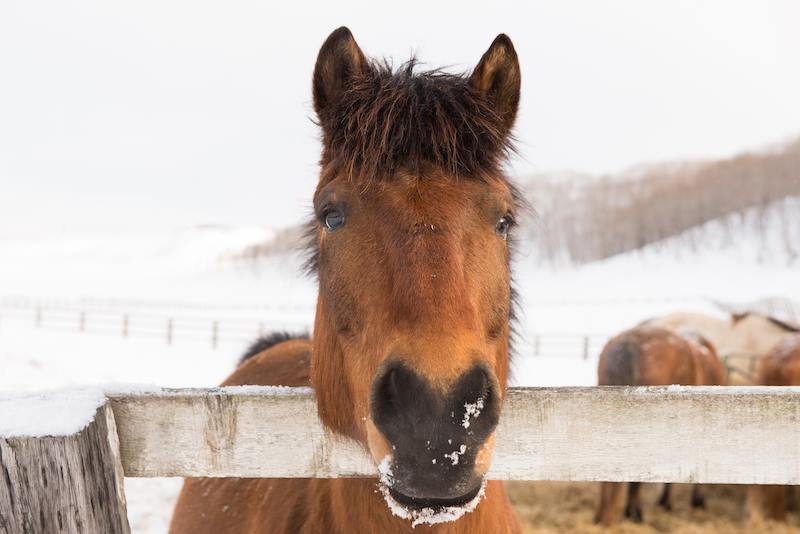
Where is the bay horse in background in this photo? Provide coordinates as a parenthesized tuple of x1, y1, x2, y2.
(170, 27, 524, 533)
(650, 311, 798, 384)
(594, 325, 726, 527)
(746, 333, 800, 524)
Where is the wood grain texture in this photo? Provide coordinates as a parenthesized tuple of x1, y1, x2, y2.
(0, 403, 130, 533)
(107, 386, 800, 483)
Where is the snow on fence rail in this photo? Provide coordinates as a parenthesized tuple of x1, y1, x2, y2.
(4, 386, 800, 532)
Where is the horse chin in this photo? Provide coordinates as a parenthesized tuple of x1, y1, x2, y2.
(377, 456, 487, 526)
(377, 478, 487, 527)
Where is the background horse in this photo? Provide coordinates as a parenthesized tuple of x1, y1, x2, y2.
(170, 27, 523, 533)
(746, 333, 800, 524)
(594, 325, 726, 526)
(650, 311, 798, 384)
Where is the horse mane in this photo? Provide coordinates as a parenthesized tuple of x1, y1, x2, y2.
(239, 331, 310, 365)
(731, 311, 800, 333)
(766, 316, 800, 333)
(318, 59, 515, 185)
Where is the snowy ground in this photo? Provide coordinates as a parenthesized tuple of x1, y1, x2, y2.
(1, 222, 797, 533)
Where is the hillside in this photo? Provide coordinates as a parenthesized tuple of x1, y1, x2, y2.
(522, 136, 800, 264)
(633, 195, 799, 264)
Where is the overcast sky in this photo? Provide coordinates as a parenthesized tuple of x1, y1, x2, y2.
(1, 0, 799, 239)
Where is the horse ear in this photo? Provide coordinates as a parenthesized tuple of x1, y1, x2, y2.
(313, 27, 368, 125)
(470, 34, 521, 134)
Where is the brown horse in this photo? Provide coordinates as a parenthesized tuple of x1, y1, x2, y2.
(594, 325, 726, 526)
(170, 27, 523, 533)
(746, 333, 800, 524)
(650, 311, 799, 384)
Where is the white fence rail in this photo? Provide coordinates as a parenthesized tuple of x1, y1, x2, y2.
(108, 386, 800, 484)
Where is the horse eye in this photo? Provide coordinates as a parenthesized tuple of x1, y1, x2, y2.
(323, 207, 345, 231)
(495, 214, 514, 240)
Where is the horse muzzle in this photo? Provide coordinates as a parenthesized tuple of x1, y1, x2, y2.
(370, 361, 501, 509)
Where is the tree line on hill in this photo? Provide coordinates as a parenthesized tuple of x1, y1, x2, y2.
(522, 137, 800, 264)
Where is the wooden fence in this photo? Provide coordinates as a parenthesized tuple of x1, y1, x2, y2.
(2, 296, 795, 356)
(0, 305, 309, 349)
(3, 386, 800, 532)
(0, 301, 610, 356)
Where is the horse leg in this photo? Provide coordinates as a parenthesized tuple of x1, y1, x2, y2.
(747, 485, 788, 524)
(763, 485, 788, 521)
(746, 485, 764, 525)
(657, 483, 672, 511)
(624, 482, 644, 523)
(787, 485, 799, 512)
(595, 482, 627, 526)
(690, 485, 706, 508)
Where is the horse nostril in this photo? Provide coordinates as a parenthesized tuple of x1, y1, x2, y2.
(371, 362, 500, 445)
(372, 363, 425, 432)
(452, 366, 497, 431)
(387, 368, 401, 406)
(378, 368, 401, 419)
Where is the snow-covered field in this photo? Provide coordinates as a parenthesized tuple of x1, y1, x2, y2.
(1, 210, 797, 533)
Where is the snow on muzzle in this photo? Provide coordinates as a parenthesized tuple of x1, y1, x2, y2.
(370, 361, 501, 521)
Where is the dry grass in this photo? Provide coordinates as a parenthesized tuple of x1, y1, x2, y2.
(508, 482, 800, 533)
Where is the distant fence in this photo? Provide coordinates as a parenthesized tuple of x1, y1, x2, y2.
(4, 386, 800, 532)
(0, 299, 610, 357)
(1, 296, 795, 356)
(0, 301, 310, 349)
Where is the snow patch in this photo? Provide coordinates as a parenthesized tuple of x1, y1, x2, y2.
(109, 385, 314, 397)
(0, 387, 106, 437)
(379, 478, 487, 528)
(378, 455, 395, 488)
(219, 385, 313, 395)
(102, 382, 164, 395)
(444, 444, 467, 466)
(377, 454, 486, 526)
(462, 397, 485, 429)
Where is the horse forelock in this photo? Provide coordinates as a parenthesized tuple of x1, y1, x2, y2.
(317, 58, 515, 185)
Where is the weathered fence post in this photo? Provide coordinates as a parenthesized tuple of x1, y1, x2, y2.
(212, 320, 219, 349)
(122, 314, 129, 338)
(35, 306, 42, 328)
(166, 318, 173, 345)
(582, 336, 589, 360)
(533, 336, 540, 356)
(79, 311, 86, 333)
(0, 402, 131, 533)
